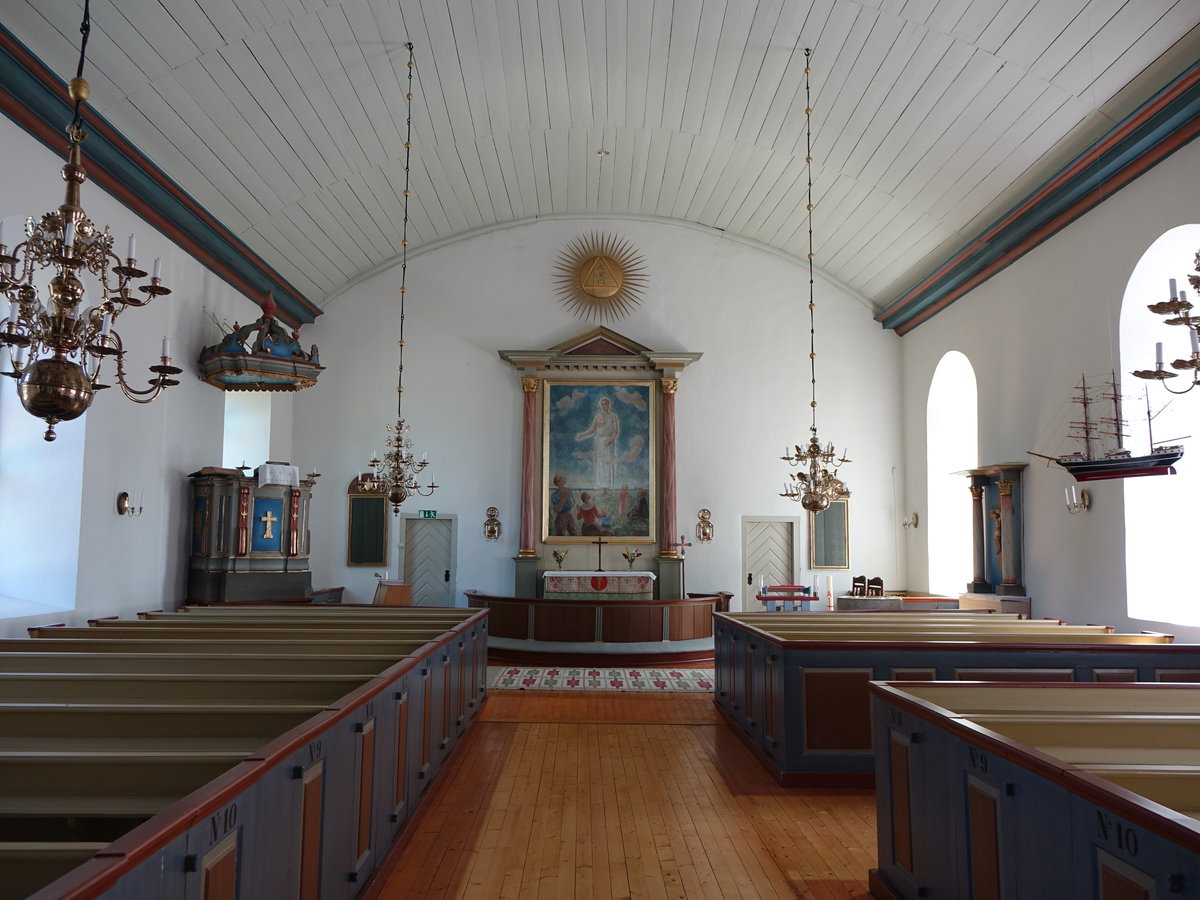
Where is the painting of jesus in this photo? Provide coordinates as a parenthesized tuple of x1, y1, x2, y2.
(543, 381, 654, 543)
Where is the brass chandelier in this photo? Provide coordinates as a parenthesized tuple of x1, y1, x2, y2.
(0, 0, 179, 442)
(1131, 253, 1200, 394)
(361, 43, 438, 515)
(780, 49, 851, 512)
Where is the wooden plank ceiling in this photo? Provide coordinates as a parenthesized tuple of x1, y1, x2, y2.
(6, 0, 1198, 314)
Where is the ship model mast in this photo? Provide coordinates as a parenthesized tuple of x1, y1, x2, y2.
(1029, 372, 1183, 481)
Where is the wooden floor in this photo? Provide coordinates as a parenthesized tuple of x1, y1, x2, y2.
(372, 689, 876, 899)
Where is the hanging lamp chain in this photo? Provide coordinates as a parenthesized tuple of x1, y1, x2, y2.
(395, 41, 415, 418)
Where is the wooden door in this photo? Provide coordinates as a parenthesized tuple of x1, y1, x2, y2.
(741, 517, 797, 611)
(403, 517, 456, 606)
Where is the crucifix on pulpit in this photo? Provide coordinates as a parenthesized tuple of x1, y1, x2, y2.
(260, 509, 278, 540)
(593, 534, 607, 571)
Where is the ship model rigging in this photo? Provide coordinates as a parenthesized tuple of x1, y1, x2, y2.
(1028, 373, 1185, 481)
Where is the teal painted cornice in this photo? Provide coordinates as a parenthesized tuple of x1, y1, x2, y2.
(878, 60, 1200, 335)
(0, 25, 322, 327)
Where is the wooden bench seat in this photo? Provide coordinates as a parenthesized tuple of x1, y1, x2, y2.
(869, 681, 1200, 899)
(732, 619, 1112, 632)
(0, 672, 367, 703)
(0, 703, 319, 739)
(0, 750, 242, 802)
(890, 683, 1200, 714)
(0, 651, 400, 675)
(0, 605, 490, 900)
(725, 629, 1171, 643)
(715, 612, 1200, 788)
(966, 714, 1200, 749)
(30, 624, 452, 641)
(0, 842, 109, 900)
(0, 637, 436, 655)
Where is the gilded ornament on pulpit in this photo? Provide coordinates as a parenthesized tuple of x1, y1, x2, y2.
(553, 233, 648, 322)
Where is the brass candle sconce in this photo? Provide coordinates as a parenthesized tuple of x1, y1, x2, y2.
(116, 491, 143, 518)
(484, 507, 501, 541)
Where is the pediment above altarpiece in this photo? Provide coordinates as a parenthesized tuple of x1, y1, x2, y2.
(498, 326, 701, 378)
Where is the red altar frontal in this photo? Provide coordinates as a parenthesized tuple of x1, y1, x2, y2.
(543, 570, 656, 600)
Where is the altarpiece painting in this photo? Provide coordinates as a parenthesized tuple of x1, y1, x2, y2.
(543, 381, 655, 543)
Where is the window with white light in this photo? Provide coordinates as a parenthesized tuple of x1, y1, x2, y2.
(1121, 224, 1200, 626)
(222, 390, 271, 470)
(0, 379, 83, 619)
(926, 351, 978, 597)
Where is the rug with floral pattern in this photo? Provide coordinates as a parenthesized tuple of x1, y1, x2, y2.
(489, 666, 714, 692)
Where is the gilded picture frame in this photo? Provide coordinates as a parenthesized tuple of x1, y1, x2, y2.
(543, 380, 656, 544)
(809, 499, 850, 569)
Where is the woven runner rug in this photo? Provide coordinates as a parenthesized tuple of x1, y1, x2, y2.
(489, 666, 714, 692)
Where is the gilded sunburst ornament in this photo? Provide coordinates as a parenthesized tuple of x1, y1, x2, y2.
(553, 233, 648, 322)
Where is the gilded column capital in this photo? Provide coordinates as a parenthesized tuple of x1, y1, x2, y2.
(521, 376, 540, 393)
(659, 378, 678, 395)
(997, 480, 1014, 497)
(969, 485, 984, 500)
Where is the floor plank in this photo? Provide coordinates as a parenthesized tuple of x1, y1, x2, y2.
(373, 690, 876, 899)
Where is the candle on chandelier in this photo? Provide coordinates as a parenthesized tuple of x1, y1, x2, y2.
(1191, 326, 1199, 355)
(99, 313, 111, 337)
(127, 234, 136, 259)
(1156, 342, 1164, 366)
(0, 219, 6, 247)
(1170, 278, 1178, 298)
(62, 220, 75, 248)
(1071, 485, 1078, 506)
(161, 337, 170, 358)
(8, 301, 18, 324)
(152, 257, 162, 279)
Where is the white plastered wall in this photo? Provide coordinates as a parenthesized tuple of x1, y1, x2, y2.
(899, 136, 1200, 641)
(296, 218, 906, 606)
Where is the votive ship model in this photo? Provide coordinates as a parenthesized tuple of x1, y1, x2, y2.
(1028, 373, 1184, 481)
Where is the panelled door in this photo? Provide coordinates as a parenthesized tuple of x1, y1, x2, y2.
(741, 517, 799, 611)
(401, 516, 456, 606)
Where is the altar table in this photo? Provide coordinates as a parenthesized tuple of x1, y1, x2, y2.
(543, 570, 656, 601)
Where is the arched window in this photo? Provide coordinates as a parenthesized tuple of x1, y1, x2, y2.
(1121, 224, 1200, 626)
(926, 351, 978, 596)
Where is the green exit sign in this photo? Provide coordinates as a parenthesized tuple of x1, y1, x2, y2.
(419, 510, 437, 519)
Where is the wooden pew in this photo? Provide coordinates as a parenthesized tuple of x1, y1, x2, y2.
(870, 682, 1200, 900)
(0, 606, 489, 900)
(0, 672, 366, 703)
(713, 611, 1200, 788)
(0, 651, 402, 675)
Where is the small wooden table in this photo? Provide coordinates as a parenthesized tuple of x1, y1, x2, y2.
(372, 581, 413, 606)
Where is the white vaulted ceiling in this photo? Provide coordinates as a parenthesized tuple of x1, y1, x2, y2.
(5, 0, 1198, 314)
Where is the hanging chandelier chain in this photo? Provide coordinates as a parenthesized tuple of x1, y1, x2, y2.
(804, 47, 817, 436)
(778, 47, 851, 512)
(363, 41, 438, 514)
(395, 41, 415, 419)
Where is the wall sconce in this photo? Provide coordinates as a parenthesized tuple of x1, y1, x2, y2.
(1065, 485, 1090, 515)
(901, 513, 919, 529)
(116, 491, 143, 518)
(483, 507, 501, 541)
(695, 508, 713, 542)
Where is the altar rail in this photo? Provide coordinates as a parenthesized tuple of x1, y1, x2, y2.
(465, 591, 718, 664)
(713, 611, 1200, 787)
(4, 605, 488, 900)
(869, 682, 1200, 900)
